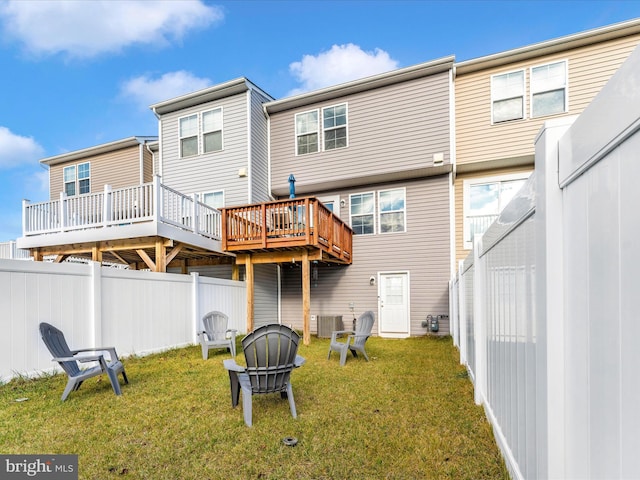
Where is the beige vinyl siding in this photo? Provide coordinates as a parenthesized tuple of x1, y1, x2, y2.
(249, 89, 272, 203)
(142, 146, 154, 183)
(49, 144, 142, 200)
(269, 72, 451, 194)
(159, 92, 251, 207)
(281, 175, 451, 336)
(456, 34, 640, 166)
(454, 166, 532, 264)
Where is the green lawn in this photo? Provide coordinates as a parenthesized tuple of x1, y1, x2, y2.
(1, 335, 508, 479)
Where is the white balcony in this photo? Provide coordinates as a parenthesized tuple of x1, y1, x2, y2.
(17, 176, 227, 270)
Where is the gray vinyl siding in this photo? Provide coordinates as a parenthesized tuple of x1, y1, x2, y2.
(269, 71, 451, 195)
(249, 89, 272, 203)
(280, 175, 451, 336)
(49, 144, 141, 199)
(253, 264, 279, 328)
(159, 92, 251, 207)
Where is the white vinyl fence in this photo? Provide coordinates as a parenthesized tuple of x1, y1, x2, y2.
(0, 259, 246, 383)
(451, 45, 640, 479)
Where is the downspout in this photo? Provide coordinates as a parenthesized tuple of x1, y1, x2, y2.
(151, 107, 163, 180)
(145, 143, 155, 182)
(246, 87, 252, 204)
(263, 103, 275, 201)
(449, 65, 457, 281)
(138, 142, 144, 185)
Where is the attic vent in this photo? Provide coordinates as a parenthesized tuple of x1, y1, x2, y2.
(317, 315, 343, 338)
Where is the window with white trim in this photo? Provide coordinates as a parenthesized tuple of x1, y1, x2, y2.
(296, 103, 348, 155)
(179, 114, 198, 158)
(322, 103, 347, 150)
(531, 60, 567, 118)
(179, 108, 224, 158)
(63, 162, 90, 196)
(463, 173, 530, 249)
(378, 188, 406, 233)
(491, 69, 524, 123)
(295, 110, 319, 155)
(202, 190, 224, 209)
(202, 108, 223, 153)
(349, 192, 375, 235)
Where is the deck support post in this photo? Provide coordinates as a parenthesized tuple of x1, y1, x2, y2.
(155, 239, 166, 272)
(302, 250, 310, 345)
(246, 254, 254, 333)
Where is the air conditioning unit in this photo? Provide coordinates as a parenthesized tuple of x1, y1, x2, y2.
(317, 315, 343, 338)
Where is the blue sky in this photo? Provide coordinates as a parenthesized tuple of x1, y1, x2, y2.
(0, 0, 639, 241)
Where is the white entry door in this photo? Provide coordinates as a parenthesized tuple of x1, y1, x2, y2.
(379, 272, 410, 338)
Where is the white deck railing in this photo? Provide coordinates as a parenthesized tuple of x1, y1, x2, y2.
(22, 175, 221, 240)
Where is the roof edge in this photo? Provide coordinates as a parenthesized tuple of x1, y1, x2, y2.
(150, 77, 274, 115)
(40, 136, 157, 166)
(265, 55, 455, 114)
(455, 17, 640, 75)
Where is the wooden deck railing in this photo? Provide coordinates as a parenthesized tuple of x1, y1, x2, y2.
(22, 175, 221, 240)
(221, 197, 352, 263)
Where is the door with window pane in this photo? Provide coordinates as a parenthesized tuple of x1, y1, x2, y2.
(379, 272, 410, 338)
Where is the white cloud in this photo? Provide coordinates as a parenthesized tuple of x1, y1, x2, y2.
(0, 127, 44, 169)
(288, 44, 399, 96)
(120, 71, 212, 109)
(0, 0, 223, 58)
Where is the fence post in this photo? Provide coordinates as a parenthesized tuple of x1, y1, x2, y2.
(473, 236, 487, 406)
(458, 261, 468, 366)
(153, 175, 161, 222)
(89, 261, 103, 348)
(534, 116, 575, 479)
(192, 272, 200, 342)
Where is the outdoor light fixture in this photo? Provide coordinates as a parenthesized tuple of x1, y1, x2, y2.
(369, 276, 376, 286)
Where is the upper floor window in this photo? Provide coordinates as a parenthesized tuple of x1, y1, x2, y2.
(179, 108, 223, 158)
(463, 173, 530, 249)
(202, 108, 223, 153)
(323, 104, 347, 150)
(296, 103, 348, 155)
(491, 70, 524, 123)
(63, 162, 90, 196)
(350, 192, 375, 235)
(531, 60, 567, 118)
(180, 114, 198, 158)
(295, 111, 319, 155)
(378, 188, 406, 233)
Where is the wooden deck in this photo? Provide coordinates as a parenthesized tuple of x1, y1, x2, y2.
(221, 197, 352, 265)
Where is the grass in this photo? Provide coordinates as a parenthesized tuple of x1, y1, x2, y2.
(0, 335, 508, 479)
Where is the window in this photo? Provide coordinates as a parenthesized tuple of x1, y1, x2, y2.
(295, 110, 319, 155)
(378, 188, 406, 233)
(322, 103, 347, 150)
(296, 103, 348, 155)
(63, 162, 90, 196)
(180, 114, 198, 158)
(463, 174, 530, 248)
(63, 165, 76, 196)
(179, 108, 224, 158)
(350, 192, 375, 235)
(202, 108, 223, 153)
(202, 190, 224, 209)
(491, 70, 524, 123)
(531, 61, 567, 118)
(78, 162, 90, 194)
